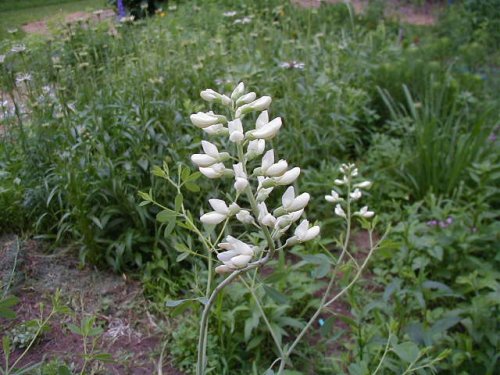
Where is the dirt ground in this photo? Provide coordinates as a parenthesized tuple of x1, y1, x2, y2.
(0, 234, 184, 374)
(21, 9, 115, 35)
(293, 0, 443, 25)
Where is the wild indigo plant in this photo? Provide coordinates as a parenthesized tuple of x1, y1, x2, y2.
(143, 82, 386, 374)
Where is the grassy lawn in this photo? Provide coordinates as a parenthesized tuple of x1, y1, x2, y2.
(0, 0, 107, 40)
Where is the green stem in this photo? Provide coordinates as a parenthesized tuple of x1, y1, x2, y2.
(241, 277, 284, 357)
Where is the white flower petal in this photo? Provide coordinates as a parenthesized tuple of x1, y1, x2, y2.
(209, 199, 229, 214)
(200, 212, 227, 225)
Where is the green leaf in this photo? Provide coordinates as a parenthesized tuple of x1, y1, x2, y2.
(67, 323, 83, 336)
(176, 252, 189, 262)
(164, 220, 176, 237)
(2, 335, 11, 358)
(263, 285, 289, 304)
(156, 209, 176, 223)
(175, 193, 183, 212)
(57, 365, 72, 375)
(165, 297, 207, 308)
(184, 182, 200, 192)
(152, 165, 167, 178)
(91, 352, 114, 362)
(0, 295, 19, 319)
(393, 342, 420, 363)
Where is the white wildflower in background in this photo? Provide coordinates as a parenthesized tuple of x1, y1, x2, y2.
(233, 16, 252, 25)
(223, 11, 238, 17)
(15, 73, 32, 86)
(325, 190, 342, 203)
(11, 44, 27, 54)
(326, 163, 375, 220)
(279, 61, 305, 70)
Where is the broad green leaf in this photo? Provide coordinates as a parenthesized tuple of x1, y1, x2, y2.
(156, 209, 176, 223)
(263, 285, 289, 304)
(393, 342, 420, 363)
(175, 193, 183, 211)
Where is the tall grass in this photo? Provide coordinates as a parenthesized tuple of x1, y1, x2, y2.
(378, 78, 494, 199)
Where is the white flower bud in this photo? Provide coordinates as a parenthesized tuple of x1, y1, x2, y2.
(190, 112, 224, 128)
(217, 236, 255, 270)
(266, 160, 288, 177)
(200, 89, 231, 105)
(247, 117, 282, 140)
(191, 154, 217, 168)
(200, 89, 218, 101)
(228, 119, 245, 143)
(199, 163, 232, 179)
(235, 96, 272, 118)
(215, 264, 233, 274)
(249, 96, 272, 111)
(274, 167, 300, 186)
(202, 123, 228, 136)
(256, 177, 274, 202)
(231, 82, 245, 101)
(233, 163, 249, 193)
(275, 209, 303, 231)
(258, 202, 276, 227)
(281, 186, 310, 213)
(295, 220, 320, 242)
(334, 176, 348, 185)
(230, 254, 253, 267)
(256, 111, 269, 129)
(325, 190, 342, 203)
(335, 204, 346, 218)
(354, 181, 372, 189)
(209, 199, 229, 214)
(350, 188, 362, 200)
(234, 179, 248, 191)
(246, 139, 265, 160)
(236, 210, 255, 225)
(236, 92, 256, 106)
(228, 202, 241, 215)
(356, 206, 375, 218)
(200, 212, 227, 225)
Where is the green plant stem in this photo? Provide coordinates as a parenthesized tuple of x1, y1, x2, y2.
(241, 277, 284, 358)
(274, 181, 354, 374)
(372, 331, 392, 375)
(7, 309, 56, 373)
(196, 143, 279, 375)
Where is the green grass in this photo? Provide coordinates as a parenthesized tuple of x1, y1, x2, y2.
(0, 0, 107, 40)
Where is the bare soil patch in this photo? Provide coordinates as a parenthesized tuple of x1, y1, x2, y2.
(0, 235, 184, 374)
(21, 9, 115, 35)
(293, 0, 444, 25)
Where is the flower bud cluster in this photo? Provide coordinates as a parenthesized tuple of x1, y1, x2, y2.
(325, 163, 375, 219)
(190, 82, 320, 273)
